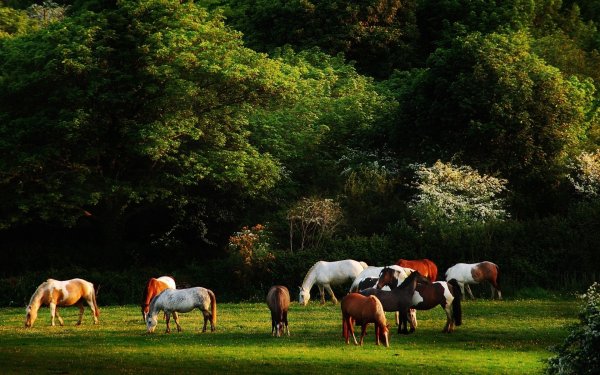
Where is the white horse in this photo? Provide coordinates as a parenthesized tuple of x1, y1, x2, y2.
(298, 259, 368, 305)
(445, 261, 502, 300)
(25, 278, 99, 328)
(349, 265, 412, 292)
(146, 287, 217, 333)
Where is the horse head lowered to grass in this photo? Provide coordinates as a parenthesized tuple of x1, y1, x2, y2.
(341, 293, 389, 347)
(298, 259, 368, 305)
(146, 287, 216, 334)
(141, 276, 176, 322)
(267, 285, 290, 337)
(25, 278, 99, 328)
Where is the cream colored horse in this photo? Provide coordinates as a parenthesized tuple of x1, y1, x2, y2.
(25, 278, 99, 328)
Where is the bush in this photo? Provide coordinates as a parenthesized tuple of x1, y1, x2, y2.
(546, 282, 600, 374)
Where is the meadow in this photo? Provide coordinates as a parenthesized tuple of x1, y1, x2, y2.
(0, 299, 577, 374)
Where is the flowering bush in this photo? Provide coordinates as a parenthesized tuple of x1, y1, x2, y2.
(408, 160, 509, 227)
(568, 151, 600, 198)
(228, 224, 275, 283)
(546, 282, 600, 374)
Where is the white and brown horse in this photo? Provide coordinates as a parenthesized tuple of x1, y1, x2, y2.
(146, 287, 217, 334)
(445, 261, 502, 300)
(341, 293, 389, 347)
(266, 285, 290, 337)
(25, 278, 99, 328)
(141, 276, 176, 321)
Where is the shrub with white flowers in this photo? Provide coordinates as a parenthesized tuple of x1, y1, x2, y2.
(568, 151, 600, 198)
(546, 282, 600, 374)
(408, 160, 509, 227)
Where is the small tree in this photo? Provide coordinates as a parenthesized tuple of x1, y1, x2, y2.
(408, 160, 509, 227)
(287, 197, 343, 252)
(546, 282, 600, 374)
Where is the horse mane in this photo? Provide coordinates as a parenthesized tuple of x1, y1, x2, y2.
(398, 270, 420, 289)
(28, 280, 50, 307)
(301, 262, 320, 288)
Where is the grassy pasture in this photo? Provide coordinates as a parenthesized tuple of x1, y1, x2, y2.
(0, 299, 576, 374)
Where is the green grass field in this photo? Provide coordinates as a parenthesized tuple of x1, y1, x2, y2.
(0, 299, 577, 374)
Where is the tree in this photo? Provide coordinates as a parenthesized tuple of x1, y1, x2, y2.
(222, 0, 422, 78)
(0, 0, 291, 243)
(387, 31, 596, 196)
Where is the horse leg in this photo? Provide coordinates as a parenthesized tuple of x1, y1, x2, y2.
(172, 312, 182, 332)
(55, 307, 64, 326)
(49, 302, 58, 326)
(324, 284, 338, 305)
(165, 312, 172, 333)
(409, 309, 417, 333)
(491, 282, 502, 300)
(349, 318, 358, 345)
(283, 311, 290, 336)
(442, 305, 453, 333)
(359, 323, 368, 346)
(318, 285, 325, 305)
(76, 301, 85, 325)
(465, 284, 475, 299)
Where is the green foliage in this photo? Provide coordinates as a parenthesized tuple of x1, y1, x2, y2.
(388, 31, 596, 196)
(0, 0, 289, 234)
(222, 0, 421, 77)
(547, 282, 600, 375)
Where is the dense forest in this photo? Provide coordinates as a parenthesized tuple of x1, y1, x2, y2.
(1, 0, 599, 304)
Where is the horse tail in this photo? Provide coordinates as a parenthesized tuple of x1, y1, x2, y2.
(208, 289, 217, 328)
(448, 279, 462, 326)
(92, 284, 100, 318)
(359, 261, 368, 270)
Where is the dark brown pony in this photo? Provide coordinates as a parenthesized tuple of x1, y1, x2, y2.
(266, 285, 290, 337)
(341, 293, 389, 347)
(377, 267, 462, 333)
(396, 258, 438, 281)
(444, 261, 501, 299)
(141, 276, 176, 322)
(361, 270, 431, 334)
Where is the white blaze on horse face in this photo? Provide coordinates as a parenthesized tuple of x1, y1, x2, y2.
(298, 287, 310, 306)
(24, 305, 36, 328)
(146, 315, 158, 333)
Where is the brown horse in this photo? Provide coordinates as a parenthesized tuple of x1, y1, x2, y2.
(377, 267, 462, 333)
(445, 261, 501, 299)
(266, 285, 290, 337)
(396, 258, 438, 281)
(341, 293, 389, 347)
(25, 278, 99, 328)
(141, 276, 176, 322)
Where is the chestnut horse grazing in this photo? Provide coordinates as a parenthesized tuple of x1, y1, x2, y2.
(299, 259, 368, 305)
(445, 261, 501, 300)
(141, 276, 176, 321)
(396, 258, 438, 281)
(25, 278, 99, 328)
(146, 287, 216, 334)
(341, 293, 389, 347)
(266, 285, 290, 337)
(377, 267, 463, 333)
